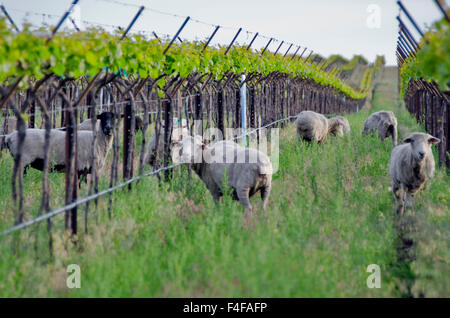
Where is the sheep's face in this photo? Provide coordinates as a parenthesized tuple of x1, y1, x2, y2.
(381, 120, 395, 137)
(173, 136, 204, 164)
(403, 133, 440, 161)
(297, 127, 314, 142)
(329, 118, 345, 137)
(97, 112, 115, 137)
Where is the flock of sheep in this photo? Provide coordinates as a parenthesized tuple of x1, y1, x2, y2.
(0, 107, 440, 216)
(294, 109, 439, 215)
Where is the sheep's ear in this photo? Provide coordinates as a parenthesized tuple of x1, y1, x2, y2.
(428, 136, 440, 144)
(403, 137, 413, 143)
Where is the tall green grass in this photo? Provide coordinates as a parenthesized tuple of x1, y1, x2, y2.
(0, 67, 448, 297)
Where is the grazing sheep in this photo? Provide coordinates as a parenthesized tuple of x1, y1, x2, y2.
(328, 116, 350, 136)
(134, 116, 144, 132)
(174, 136, 272, 211)
(389, 132, 440, 214)
(327, 116, 348, 137)
(143, 118, 189, 166)
(296, 111, 329, 143)
(362, 111, 398, 146)
(1, 117, 17, 151)
(6, 112, 115, 180)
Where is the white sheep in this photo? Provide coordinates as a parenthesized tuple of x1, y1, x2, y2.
(327, 116, 349, 137)
(296, 111, 329, 142)
(174, 136, 272, 211)
(143, 118, 189, 166)
(362, 111, 398, 146)
(6, 112, 115, 180)
(389, 132, 440, 214)
(329, 115, 350, 137)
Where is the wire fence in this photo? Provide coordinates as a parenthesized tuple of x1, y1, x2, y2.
(0, 1, 367, 254)
(396, 0, 449, 169)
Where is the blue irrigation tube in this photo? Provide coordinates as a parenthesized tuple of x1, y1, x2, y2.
(240, 74, 247, 147)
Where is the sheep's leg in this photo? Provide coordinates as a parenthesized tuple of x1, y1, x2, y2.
(378, 131, 386, 143)
(404, 191, 415, 209)
(207, 183, 222, 204)
(260, 184, 271, 211)
(236, 187, 251, 210)
(23, 165, 29, 176)
(392, 181, 404, 215)
(392, 181, 401, 201)
(391, 126, 397, 147)
(237, 187, 255, 227)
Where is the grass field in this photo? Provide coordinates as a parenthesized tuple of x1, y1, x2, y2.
(0, 67, 448, 297)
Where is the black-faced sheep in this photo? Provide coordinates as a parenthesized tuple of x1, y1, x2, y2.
(6, 112, 115, 181)
(1, 117, 17, 151)
(362, 111, 398, 146)
(389, 132, 440, 214)
(174, 136, 272, 211)
(75, 115, 143, 132)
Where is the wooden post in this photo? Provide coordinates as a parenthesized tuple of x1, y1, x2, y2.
(217, 89, 225, 139)
(163, 98, 172, 181)
(64, 98, 78, 235)
(123, 97, 135, 186)
(195, 91, 203, 136)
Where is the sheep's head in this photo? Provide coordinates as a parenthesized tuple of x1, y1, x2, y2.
(172, 135, 205, 164)
(297, 126, 315, 142)
(327, 117, 345, 137)
(97, 112, 115, 137)
(403, 132, 440, 161)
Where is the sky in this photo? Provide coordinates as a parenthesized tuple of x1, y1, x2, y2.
(1, 0, 447, 65)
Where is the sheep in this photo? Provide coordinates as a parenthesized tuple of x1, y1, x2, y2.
(1, 117, 17, 151)
(143, 118, 189, 167)
(75, 115, 143, 132)
(295, 111, 329, 142)
(389, 132, 440, 214)
(362, 111, 398, 146)
(327, 116, 349, 137)
(174, 136, 272, 211)
(6, 112, 115, 181)
(328, 115, 350, 137)
(134, 116, 144, 132)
